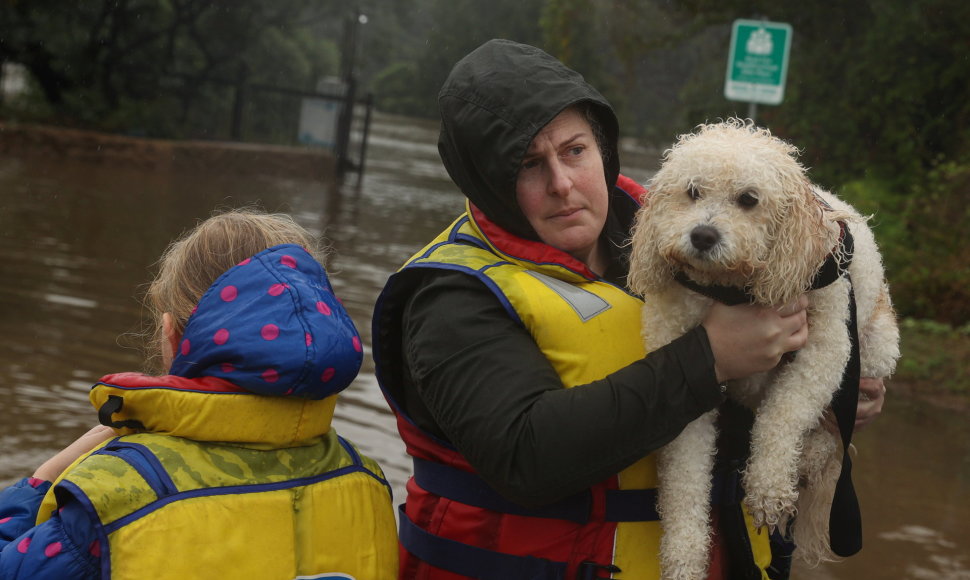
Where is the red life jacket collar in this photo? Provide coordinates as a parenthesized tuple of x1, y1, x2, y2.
(468, 202, 600, 281)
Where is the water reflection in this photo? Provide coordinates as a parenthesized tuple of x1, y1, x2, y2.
(793, 397, 970, 579)
(0, 113, 967, 579)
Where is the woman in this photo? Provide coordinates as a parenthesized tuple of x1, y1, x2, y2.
(373, 39, 879, 579)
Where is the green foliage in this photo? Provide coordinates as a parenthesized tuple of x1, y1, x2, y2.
(403, 0, 545, 118)
(370, 62, 427, 117)
(4, 0, 967, 327)
(540, 0, 600, 72)
(838, 159, 970, 325)
(664, 0, 970, 326)
(890, 159, 970, 324)
(1, 0, 341, 139)
(895, 318, 970, 398)
(770, 1, 970, 189)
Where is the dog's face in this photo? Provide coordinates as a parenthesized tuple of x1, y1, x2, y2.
(628, 120, 833, 305)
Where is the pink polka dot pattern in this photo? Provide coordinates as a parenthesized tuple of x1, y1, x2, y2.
(0, 516, 11, 524)
(237, 258, 251, 266)
(89, 539, 101, 557)
(220, 285, 238, 302)
(27, 478, 44, 488)
(17, 537, 30, 553)
(168, 244, 363, 399)
(44, 542, 62, 557)
(261, 324, 280, 341)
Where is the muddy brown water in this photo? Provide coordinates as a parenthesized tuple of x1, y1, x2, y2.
(1, 114, 967, 578)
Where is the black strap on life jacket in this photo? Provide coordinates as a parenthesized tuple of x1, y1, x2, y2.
(411, 457, 661, 524)
(97, 395, 146, 430)
(398, 505, 569, 579)
(399, 507, 624, 580)
(402, 457, 744, 579)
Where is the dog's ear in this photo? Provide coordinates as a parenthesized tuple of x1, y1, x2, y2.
(627, 193, 674, 296)
(751, 178, 834, 305)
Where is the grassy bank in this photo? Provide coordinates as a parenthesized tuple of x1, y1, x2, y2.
(889, 319, 970, 411)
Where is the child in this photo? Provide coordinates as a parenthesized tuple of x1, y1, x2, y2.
(0, 208, 399, 579)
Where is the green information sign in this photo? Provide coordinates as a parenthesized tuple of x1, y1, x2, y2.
(724, 19, 792, 105)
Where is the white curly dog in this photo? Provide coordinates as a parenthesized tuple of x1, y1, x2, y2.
(627, 119, 900, 580)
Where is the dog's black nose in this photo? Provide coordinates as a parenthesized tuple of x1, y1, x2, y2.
(690, 225, 720, 251)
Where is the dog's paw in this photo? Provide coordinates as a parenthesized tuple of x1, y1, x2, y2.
(744, 489, 798, 531)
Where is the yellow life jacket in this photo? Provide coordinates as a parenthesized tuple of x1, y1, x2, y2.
(37, 378, 399, 580)
(383, 201, 772, 578)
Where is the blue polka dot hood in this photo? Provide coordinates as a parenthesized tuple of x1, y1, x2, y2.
(169, 244, 363, 399)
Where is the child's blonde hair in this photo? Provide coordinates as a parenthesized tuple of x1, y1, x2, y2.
(144, 207, 328, 372)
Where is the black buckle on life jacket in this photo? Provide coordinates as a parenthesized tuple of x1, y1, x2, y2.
(577, 561, 621, 579)
(98, 394, 146, 430)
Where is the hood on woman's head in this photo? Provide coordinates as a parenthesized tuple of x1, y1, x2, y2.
(437, 39, 620, 240)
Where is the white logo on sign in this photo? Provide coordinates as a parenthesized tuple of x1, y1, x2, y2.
(746, 28, 774, 55)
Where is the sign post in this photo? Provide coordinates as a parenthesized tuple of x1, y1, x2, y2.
(724, 19, 792, 122)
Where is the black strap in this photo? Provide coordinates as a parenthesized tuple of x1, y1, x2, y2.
(673, 271, 753, 305)
(412, 457, 660, 524)
(714, 404, 765, 580)
(810, 224, 854, 291)
(398, 505, 568, 580)
(605, 488, 660, 522)
(97, 395, 146, 430)
(675, 222, 854, 303)
(827, 281, 863, 556)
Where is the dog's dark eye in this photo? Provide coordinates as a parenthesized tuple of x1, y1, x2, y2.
(688, 185, 701, 201)
(738, 191, 759, 208)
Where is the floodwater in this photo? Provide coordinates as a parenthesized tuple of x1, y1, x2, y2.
(1, 113, 968, 579)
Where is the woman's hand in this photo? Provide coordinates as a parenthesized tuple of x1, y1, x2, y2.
(704, 296, 809, 383)
(820, 377, 886, 434)
(853, 377, 886, 431)
(32, 425, 117, 482)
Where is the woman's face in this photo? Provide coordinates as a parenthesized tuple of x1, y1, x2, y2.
(515, 107, 609, 272)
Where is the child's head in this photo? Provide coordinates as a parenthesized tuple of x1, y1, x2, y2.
(145, 208, 327, 372)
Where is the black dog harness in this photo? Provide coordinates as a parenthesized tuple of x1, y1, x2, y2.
(675, 222, 863, 557)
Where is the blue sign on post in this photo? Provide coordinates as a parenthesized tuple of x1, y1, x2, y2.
(724, 19, 792, 106)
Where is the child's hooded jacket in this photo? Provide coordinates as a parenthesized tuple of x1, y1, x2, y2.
(0, 244, 398, 580)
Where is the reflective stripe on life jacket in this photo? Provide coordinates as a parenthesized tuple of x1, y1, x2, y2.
(376, 197, 665, 578)
(375, 180, 773, 578)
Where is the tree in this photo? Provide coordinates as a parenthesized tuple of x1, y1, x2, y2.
(0, 0, 341, 138)
(666, 0, 970, 186)
(363, 0, 545, 118)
